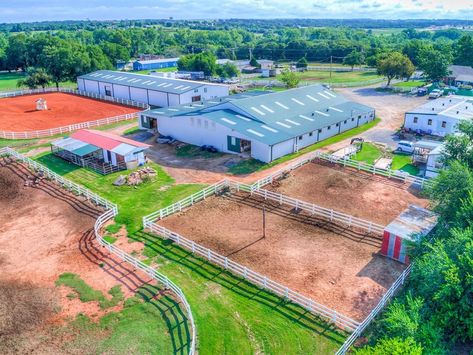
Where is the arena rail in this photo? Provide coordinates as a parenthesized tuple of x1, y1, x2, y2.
(0, 147, 197, 355)
(335, 264, 412, 354)
(253, 150, 430, 190)
(143, 179, 363, 332)
(0, 87, 149, 140)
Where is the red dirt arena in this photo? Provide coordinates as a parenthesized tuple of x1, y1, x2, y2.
(0, 93, 140, 131)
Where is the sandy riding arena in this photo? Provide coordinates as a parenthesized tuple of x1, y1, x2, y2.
(267, 160, 429, 225)
(158, 190, 406, 320)
(0, 158, 152, 352)
(0, 93, 139, 131)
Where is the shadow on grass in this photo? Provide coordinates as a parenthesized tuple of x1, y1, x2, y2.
(129, 230, 348, 345)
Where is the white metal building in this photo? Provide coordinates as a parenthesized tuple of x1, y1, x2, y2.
(77, 70, 229, 108)
(139, 85, 375, 163)
(404, 95, 473, 136)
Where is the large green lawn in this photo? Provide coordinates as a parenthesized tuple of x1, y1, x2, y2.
(0, 71, 76, 92)
(129, 231, 347, 354)
(34, 152, 205, 233)
(352, 143, 383, 165)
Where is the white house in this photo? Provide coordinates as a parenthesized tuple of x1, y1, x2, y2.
(77, 70, 229, 108)
(404, 96, 473, 137)
(139, 85, 375, 163)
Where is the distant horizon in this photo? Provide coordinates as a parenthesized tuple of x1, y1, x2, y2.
(1, 0, 472, 23)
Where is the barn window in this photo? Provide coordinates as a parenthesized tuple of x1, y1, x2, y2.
(194, 89, 198, 93)
(351, 118, 355, 122)
(318, 129, 322, 133)
(413, 117, 418, 123)
(428, 119, 432, 126)
(336, 123, 339, 127)
(358, 115, 362, 119)
(442, 121, 447, 128)
(104, 86, 112, 96)
(344, 120, 347, 124)
(231, 136, 236, 145)
(309, 132, 313, 137)
(299, 136, 303, 140)
(327, 125, 331, 130)
(204, 88, 208, 93)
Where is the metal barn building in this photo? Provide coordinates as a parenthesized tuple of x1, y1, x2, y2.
(132, 58, 179, 71)
(77, 70, 229, 108)
(139, 85, 375, 163)
(404, 95, 473, 137)
(381, 205, 438, 264)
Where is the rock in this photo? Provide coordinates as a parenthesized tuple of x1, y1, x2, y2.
(113, 175, 126, 186)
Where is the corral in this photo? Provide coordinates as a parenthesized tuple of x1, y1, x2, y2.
(267, 159, 429, 225)
(0, 92, 139, 131)
(0, 157, 188, 353)
(155, 186, 406, 321)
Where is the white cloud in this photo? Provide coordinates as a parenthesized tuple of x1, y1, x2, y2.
(0, 0, 472, 22)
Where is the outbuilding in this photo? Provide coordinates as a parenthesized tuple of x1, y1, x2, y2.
(139, 85, 375, 163)
(404, 95, 473, 136)
(133, 58, 179, 71)
(51, 129, 150, 174)
(381, 205, 438, 264)
(77, 70, 229, 108)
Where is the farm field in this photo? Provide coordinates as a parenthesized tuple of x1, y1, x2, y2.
(266, 160, 429, 225)
(0, 158, 185, 353)
(157, 190, 405, 321)
(0, 93, 139, 131)
(252, 70, 383, 85)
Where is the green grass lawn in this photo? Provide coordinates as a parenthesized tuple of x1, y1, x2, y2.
(34, 152, 205, 233)
(393, 80, 426, 88)
(391, 153, 420, 175)
(228, 117, 381, 175)
(352, 143, 383, 165)
(129, 231, 347, 354)
(0, 72, 76, 92)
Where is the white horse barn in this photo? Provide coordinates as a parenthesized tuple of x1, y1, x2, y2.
(139, 85, 375, 163)
(404, 95, 473, 137)
(77, 70, 229, 107)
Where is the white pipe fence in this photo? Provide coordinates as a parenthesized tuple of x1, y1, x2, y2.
(253, 150, 430, 190)
(335, 265, 412, 354)
(0, 87, 148, 140)
(143, 179, 370, 332)
(0, 147, 196, 355)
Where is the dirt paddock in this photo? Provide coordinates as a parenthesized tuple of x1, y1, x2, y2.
(267, 160, 429, 225)
(0, 92, 139, 131)
(158, 191, 406, 320)
(0, 158, 152, 339)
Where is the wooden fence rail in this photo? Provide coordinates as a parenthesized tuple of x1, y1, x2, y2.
(0, 87, 148, 140)
(0, 147, 196, 355)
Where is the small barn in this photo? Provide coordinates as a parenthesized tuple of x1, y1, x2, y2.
(51, 129, 150, 174)
(381, 205, 438, 264)
(133, 58, 179, 71)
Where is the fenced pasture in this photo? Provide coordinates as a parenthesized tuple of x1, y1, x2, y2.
(0, 147, 196, 355)
(0, 88, 147, 139)
(144, 180, 406, 329)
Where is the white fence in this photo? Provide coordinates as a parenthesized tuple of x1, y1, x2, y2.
(0, 147, 196, 355)
(0, 87, 148, 140)
(143, 179, 365, 332)
(335, 265, 412, 354)
(253, 150, 430, 190)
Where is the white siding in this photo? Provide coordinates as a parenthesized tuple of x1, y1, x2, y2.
(77, 78, 85, 91)
(168, 93, 180, 106)
(84, 79, 100, 94)
(271, 139, 295, 160)
(340, 117, 358, 133)
(251, 140, 272, 162)
(112, 84, 131, 100)
(404, 113, 458, 137)
(295, 131, 318, 150)
(148, 90, 168, 107)
(129, 87, 148, 103)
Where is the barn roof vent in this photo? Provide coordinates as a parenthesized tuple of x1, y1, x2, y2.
(312, 112, 315, 116)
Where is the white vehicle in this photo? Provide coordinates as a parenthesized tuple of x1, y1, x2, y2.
(396, 141, 415, 154)
(428, 89, 443, 99)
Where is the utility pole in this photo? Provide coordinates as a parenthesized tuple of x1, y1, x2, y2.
(329, 55, 333, 84)
(249, 47, 253, 61)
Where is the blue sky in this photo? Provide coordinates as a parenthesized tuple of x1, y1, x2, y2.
(0, 0, 472, 23)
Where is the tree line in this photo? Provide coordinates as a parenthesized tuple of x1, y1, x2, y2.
(1, 25, 472, 88)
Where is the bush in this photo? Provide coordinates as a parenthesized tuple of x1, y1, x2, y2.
(353, 337, 422, 355)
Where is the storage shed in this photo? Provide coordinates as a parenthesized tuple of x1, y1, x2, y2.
(381, 205, 438, 264)
(133, 58, 179, 71)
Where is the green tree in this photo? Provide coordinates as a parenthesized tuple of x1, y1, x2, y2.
(17, 67, 51, 89)
(454, 35, 473, 67)
(216, 62, 239, 78)
(279, 70, 300, 89)
(353, 337, 422, 355)
(296, 57, 308, 69)
(177, 52, 217, 76)
(418, 48, 451, 81)
(5, 33, 28, 71)
(343, 50, 364, 71)
(440, 121, 473, 170)
(376, 52, 415, 86)
(249, 57, 260, 68)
